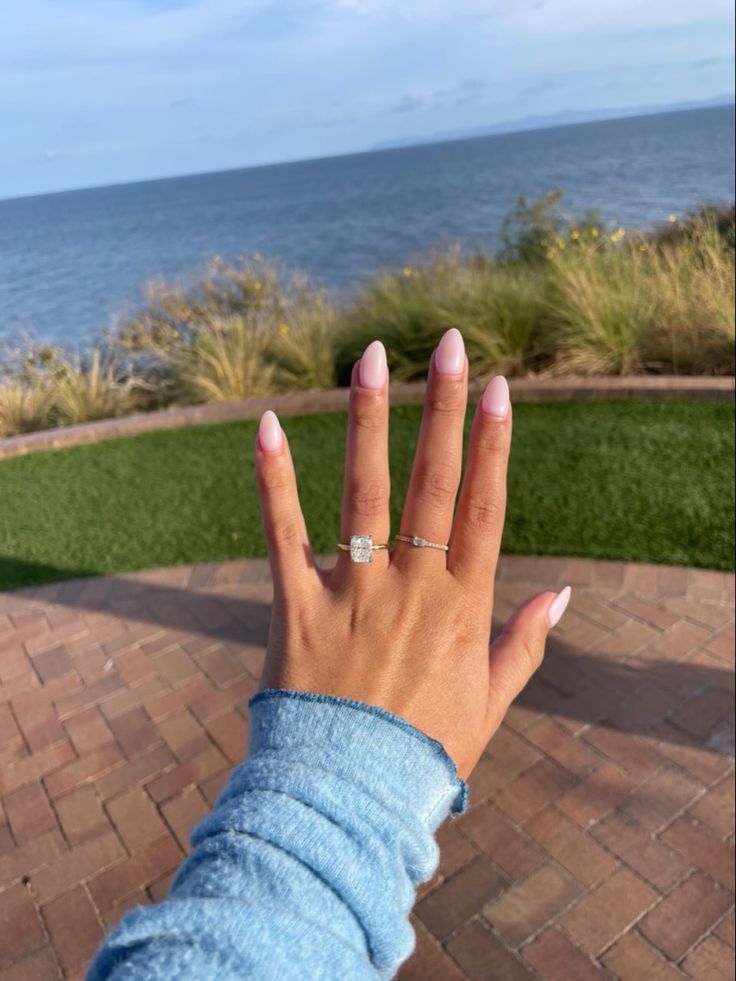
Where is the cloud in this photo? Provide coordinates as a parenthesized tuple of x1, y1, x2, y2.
(390, 93, 427, 114)
(325, 0, 732, 32)
(521, 78, 559, 98)
(691, 54, 735, 69)
(0, 0, 323, 72)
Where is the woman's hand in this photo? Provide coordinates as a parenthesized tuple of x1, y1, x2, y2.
(254, 328, 570, 779)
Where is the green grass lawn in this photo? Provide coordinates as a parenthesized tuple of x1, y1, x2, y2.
(1, 400, 733, 590)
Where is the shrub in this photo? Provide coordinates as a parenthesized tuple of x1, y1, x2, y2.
(0, 197, 733, 437)
(171, 316, 275, 404)
(0, 380, 54, 437)
(52, 351, 140, 425)
(544, 217, 735, 375)
(267, 295, 339, 391)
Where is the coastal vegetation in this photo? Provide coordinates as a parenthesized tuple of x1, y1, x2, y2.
(1, 196, 733, 438)
(1, 400, 733, 589)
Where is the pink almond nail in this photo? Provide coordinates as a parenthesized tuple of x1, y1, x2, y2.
(482, 376, 510, 419)
(359, 340, 388, 390)
(435, 328, 465, 375)
(547, 586, 572, 628)
(258, 410, 283, 453)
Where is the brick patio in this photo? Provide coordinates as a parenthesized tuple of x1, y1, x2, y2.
(0, 556, 733, 980)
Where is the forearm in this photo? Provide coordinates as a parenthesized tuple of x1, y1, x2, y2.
(87, 691, 467, 980)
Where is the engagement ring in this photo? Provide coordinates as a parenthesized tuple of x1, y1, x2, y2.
(338, 534, 390, 563)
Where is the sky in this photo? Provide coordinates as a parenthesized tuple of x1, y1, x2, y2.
(1, 0, 734, 199)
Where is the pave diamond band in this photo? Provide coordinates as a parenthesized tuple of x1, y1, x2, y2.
(395, 534, 449, 552)
(337, 534, 390, 563)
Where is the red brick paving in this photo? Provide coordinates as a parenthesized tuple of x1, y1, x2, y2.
(0, 556, 733, 979)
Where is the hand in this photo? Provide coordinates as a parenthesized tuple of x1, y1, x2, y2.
(254, 328, 570, 779)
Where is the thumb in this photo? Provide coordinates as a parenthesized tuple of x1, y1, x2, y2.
(485, 586, 571, 730)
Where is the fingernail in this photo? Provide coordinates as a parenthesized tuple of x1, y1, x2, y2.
(547, 586, 572, 628)
(482, 376, 510, 419)
(435, 327, 465, 375)
(258, 410, 283, 453)
(359, 340, 388, 389)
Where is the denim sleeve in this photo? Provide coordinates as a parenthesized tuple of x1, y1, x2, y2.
(86, 690, 468, 981)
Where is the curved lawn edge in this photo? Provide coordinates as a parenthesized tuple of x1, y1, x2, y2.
(1, 374, 734, 461)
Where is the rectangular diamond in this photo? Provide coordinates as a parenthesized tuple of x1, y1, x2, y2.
(350, 535, 373, 563)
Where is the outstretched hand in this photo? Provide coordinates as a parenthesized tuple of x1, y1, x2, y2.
(254, 328, 570, 778)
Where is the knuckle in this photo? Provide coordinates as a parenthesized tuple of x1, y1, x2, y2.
(427, 382, 466, 415)
(269, 519, 302, 549)
(259, 470, 292, 494)
(258, 459, 292, 494)
(452, 599, 486, 640)
(352, 390, 386, 433)
(465, 492, 505, 528)
(415, 464, 457, 510)
(476, 424, 510, 454)
(347, 479, 389, 517)
(353, 409, 385, 433)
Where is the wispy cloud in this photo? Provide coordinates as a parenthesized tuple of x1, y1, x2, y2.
(691, 53, 735, 69)
(0, 0, 733, 197)
(389, 78, 489, 114)
(169, 96, 197, 109)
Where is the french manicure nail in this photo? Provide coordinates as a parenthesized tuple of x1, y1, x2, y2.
(359, 340, 388, 389)
(435, 327, 465, 375)
(258, 410, 283, 453)
(482, 375, 510, 418)
(547, 586, 572, 628)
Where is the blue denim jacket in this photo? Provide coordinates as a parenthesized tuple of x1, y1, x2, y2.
(87, 690, 468, 980)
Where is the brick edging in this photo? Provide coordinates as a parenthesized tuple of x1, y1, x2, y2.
(1, 375, 733, 462)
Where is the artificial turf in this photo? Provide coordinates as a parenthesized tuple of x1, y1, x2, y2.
(1, 400, 733, 590)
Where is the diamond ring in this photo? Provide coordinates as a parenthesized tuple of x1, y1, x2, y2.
(395, 534, 449, 552)
(337, 534, 390, 563)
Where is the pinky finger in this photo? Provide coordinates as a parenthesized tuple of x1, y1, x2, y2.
(255, 411, 317, 595)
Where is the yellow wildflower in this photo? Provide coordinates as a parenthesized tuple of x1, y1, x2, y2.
(555, 236, 566, 249)
(668, 214, 677, 223)
(545, 247, 556, 260)
(278, 324, 289, 337)
(680, 247, 690, 257)
(402, 266, 414, 278)
(639, 244, 648, 252)
(251, 280, 261, 291)
(570, 229, 580, 240)
(589, 228, 599, 238)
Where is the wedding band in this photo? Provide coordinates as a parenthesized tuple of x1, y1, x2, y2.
(395, 534, 449, 552)
(338, 534, 390, 563)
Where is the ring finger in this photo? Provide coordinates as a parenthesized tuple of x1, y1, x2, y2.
(395, 328, 468, 565)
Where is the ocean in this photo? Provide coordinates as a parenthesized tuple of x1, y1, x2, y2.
(0, 105, 733, 348)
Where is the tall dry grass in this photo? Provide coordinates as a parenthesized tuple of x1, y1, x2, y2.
(545, 218, 735, 374)
(338, 253, 546, 380)
(0, 381, 54, 438)
(53, 351, 139, 424)
(1, 200, 733, 436)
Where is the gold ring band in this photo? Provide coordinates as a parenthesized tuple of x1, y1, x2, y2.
(395, 534, 449, 552)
